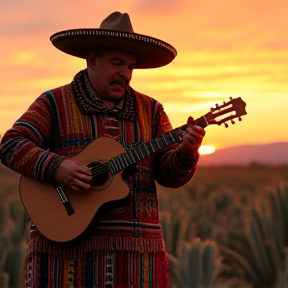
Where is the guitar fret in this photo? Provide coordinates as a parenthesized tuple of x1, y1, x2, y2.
(134, 149, 141, 161)
(121, 154, 128, 166)
(113, 158, 120, 173)
(144, 144, 150, 155)
(155, 138, 161, 149)
(169, 131, 175, 142)
(125, 154, 132, 165)
(122, 155, 127, 166)
(111, 162, 117, 174)
(149, 142, 155, 152)
(115, 157, 122, 170)
(108, 158, 116, 174)
(118, 156, 125, 168)
(139, 147, 145, 159)
(108, 161, 116, 174)
(163, 134, 168, 145)
(128, 150, 136, 163)
(126, 154, 132, 165)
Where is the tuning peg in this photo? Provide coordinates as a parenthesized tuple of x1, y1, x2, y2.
(215, 103, 219, 107)
(231, 120, 235, 124)
(224, 123, 229, 128)
(238, 117, 242, 121)
(223, 101, 225, 104)
(229, 96, 233, 100)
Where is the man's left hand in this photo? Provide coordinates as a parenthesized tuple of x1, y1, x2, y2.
(178, 116, 206, 157)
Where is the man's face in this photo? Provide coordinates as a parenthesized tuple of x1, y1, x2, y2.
(91, 49, 136, 101)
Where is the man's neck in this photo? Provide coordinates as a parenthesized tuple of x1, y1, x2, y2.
(101, 98, 117, 110)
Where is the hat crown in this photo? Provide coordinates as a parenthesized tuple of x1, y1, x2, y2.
(99, 12, 134, 33)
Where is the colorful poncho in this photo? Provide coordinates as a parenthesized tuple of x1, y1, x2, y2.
(0, 70, 199, 288)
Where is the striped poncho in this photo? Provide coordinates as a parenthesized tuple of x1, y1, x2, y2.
(0, 69, 199, 288)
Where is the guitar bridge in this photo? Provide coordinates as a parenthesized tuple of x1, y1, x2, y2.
(52, 181, 75, 216)
(55, 186, 68, 202)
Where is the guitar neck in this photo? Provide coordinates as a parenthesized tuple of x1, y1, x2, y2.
(107, 116, 208, 175)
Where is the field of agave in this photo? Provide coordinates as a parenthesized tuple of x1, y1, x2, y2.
(159, 165, 288, 288)
(0, 163, 287, 288)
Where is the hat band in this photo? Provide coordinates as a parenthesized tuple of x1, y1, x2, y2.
(50, 29, 177, 57)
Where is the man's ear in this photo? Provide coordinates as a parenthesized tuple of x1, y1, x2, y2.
(86, 51, 97, 69)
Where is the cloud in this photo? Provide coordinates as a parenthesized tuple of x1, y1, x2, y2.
(0, 0, 287, 147)
(0, 1, 65, 37)
(149, 0, 288, 51)
(133, 0, 183, 13)
(0, 20, 63, 37)
(0, 0, 121, 38)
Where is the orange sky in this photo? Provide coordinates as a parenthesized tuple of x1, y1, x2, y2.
(0, 0, 287, 150)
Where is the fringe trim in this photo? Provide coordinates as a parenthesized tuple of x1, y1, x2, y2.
(27, 235, 165, 258)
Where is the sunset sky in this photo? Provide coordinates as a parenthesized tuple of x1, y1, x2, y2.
(0, 0, 287, 152)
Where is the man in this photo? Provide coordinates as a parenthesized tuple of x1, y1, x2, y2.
(0, 12, 205, 288)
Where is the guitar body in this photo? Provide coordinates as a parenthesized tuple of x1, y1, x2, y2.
(19, 137, 130, 244)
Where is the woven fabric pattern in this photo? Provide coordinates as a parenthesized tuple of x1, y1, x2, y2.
(0, 70, 199, 287)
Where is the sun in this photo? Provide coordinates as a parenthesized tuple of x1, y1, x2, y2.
(199, 145, 216, 155)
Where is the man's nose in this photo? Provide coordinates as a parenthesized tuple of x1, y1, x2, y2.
(120, 66, 132, 80)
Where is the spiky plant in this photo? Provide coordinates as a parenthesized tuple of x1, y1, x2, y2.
(176, 238, 222, 288)
(221, 185, 288, 288)
(275, 247, 288, 288)
(160, 209, 193, 257)
(0, 195, 29, 288)
(167, 253, 181, 288)
(0, 272, 9, 288)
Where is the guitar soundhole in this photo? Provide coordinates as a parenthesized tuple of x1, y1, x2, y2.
(87, 161, 110, 187)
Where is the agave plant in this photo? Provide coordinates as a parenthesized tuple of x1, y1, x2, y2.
(176, 238, 222, 288)
(221, 185, 288, 288)
(0, 195, 29, 288)
(0, 272, 9, 288)
(159, 199, 224, 288)
(160, 209, 193, 257)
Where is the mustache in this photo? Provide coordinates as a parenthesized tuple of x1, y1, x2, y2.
(111, 76, 129, 87)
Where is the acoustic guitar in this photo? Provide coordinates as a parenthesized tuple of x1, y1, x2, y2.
(19, 97, 247, 244)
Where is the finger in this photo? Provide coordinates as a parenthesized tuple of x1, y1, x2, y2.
(186, 125, 206, 137)
(183, 130, 203, 147)
(187, 135, 199, 147)
(70, 178, 91, 191)
(187, 116, 194, 124)
(77, 173, 92, 185)
(186, 126, 203, 137)
(75, 164, 92, 176)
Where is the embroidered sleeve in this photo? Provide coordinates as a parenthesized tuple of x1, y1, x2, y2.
(153, 103, 199, 188)
(0, 94, 64, 182)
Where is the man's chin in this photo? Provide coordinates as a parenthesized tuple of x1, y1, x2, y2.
(105, 93, 124, 102)
(109, 90, 125, 99)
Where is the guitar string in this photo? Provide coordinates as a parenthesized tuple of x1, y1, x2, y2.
(87, 136, 174, 178)
(91, 173, 109, 184)
(88, 154, 130, 176)
(90, 168, 110, 184)
(90, 165, 110, 176)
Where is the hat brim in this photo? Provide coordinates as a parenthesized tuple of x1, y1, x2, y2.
(50, 29, 177, 69)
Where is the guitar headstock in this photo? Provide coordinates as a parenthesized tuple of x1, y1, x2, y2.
(205, 97, 247, 127)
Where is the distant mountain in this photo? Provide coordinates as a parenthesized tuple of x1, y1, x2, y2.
(198, 142, 288, 166)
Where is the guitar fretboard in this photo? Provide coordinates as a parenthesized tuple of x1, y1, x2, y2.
(107, 115, 208, 174)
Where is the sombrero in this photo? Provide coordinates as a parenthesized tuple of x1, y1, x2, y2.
(50, 11, 177, 69)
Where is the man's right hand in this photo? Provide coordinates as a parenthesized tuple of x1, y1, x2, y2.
(53, 159, 92, 193)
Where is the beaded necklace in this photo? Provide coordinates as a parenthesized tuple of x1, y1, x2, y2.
(72, 69, 136, 121)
